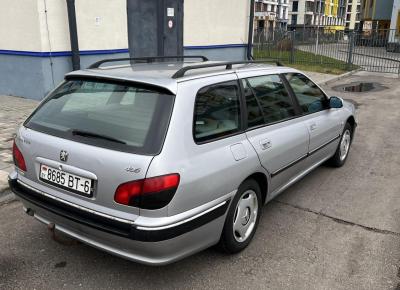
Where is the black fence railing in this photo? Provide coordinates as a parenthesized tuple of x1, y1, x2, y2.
(253, 28, 400, 74)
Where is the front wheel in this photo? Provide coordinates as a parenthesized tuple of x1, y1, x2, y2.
(329, 123, 353, 167)
(218, 179, 262, 254)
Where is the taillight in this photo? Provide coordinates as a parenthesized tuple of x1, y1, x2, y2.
(13, 140, 27, 172)
(114, 174, 180, 210)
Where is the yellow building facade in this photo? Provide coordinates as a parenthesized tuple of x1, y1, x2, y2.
(323, 0, 346, 31)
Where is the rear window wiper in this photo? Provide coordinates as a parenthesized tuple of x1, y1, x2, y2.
(71, 129, 127, 145)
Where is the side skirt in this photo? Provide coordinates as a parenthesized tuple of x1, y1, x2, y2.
(266, 154, 334, 203)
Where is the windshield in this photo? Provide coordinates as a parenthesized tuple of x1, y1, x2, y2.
(25, 79, 175, 155)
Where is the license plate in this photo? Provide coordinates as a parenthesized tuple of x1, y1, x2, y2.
(39, 164, 94, 196)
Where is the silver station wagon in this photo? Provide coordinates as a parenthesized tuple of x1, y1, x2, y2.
(9, 56, 356, 265)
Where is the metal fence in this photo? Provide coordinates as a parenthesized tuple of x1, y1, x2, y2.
(253, 28, 400, 74)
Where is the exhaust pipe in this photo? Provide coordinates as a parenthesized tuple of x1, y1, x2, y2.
(24, 207, 35, 216)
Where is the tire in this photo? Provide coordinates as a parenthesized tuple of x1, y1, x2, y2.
(218, 179, 262, 254)
(329, 122, 353, 167)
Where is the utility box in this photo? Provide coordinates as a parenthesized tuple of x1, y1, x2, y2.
(127, 0, 184, 58)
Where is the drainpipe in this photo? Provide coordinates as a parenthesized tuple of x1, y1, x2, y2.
(247, 0, 255, 60)
(66, 0, 80, 70)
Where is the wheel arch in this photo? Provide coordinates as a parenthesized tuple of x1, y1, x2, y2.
(243, 172, 269, 204)
(346, 115, 356, 137)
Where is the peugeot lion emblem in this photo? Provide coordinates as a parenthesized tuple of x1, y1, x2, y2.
(60, 150, 69, 162)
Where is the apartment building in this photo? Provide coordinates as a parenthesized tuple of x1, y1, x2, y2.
(345, 0, 361, 31)
(278, 0, 290, 28)
(322, 0, 346, 30)
(361, 0, 394, 30)
(254, 0, 289, 30)
(288, 0, 316, 28)
(288, 0, 346, 31)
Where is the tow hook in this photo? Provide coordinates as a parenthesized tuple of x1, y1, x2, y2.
(47, 223, 79, 246)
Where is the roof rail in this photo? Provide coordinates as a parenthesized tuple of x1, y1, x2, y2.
(171, 60, 284, 79)
(88, 55, 209, 69)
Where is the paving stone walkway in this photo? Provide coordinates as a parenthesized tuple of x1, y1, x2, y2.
(0, 96, 38, 192)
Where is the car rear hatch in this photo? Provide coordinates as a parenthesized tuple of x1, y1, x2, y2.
(17, 77, 175, 219)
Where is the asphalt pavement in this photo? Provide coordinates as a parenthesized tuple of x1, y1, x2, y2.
(1, 71, 400, 289)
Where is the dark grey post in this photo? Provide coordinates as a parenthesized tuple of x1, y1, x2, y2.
(290, 31, 295, 64)
(347, 31, 354, 71)
(66, 0, 80, 71)
(398, 61, 400, 76)
(247, 0, 255, 60)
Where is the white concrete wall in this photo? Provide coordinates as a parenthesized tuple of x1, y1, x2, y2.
(38, 0, 128, 52)
(184, 0, 249, 46)
(0, 0, 42, 51)
(76, 0, 128, 50)
(0, 0, 250, 52)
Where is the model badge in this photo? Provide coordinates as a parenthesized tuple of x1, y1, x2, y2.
(125, 166, 141, 174)
(60, 150, 69, 162)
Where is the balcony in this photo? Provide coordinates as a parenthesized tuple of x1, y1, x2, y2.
(255, 0, 278, 3)
(255, 11, 277, 20)
(276, 17, 289, 22)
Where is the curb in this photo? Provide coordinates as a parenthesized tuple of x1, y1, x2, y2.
(318, 68, 363, 87)
(0, 191, 16, 206)
(0, 169, 14, 205)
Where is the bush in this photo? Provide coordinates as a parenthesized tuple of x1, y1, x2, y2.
(276, 39, 293, 51)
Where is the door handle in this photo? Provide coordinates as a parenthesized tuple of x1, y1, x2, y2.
(260, 139, 272, 150)
(310, 123, 317, 131)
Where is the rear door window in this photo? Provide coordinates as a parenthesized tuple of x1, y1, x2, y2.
(25, 79, 175, 155)
(242, 79, 264, 128)
(193, 80, 241, 143)
(244, 74, 296, 127)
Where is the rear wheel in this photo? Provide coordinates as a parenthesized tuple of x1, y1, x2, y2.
(218, 179, 262, 254)
(330, 123, 353, 167)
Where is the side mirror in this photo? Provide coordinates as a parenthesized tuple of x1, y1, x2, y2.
(329, 96, 343, 109)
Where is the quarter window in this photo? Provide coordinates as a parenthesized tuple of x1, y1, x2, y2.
(286, 73, 328, 114)
(194, 81, 241, 142)
(245, 75, 296, 126)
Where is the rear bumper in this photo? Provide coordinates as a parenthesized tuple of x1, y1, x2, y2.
(9, 177, 230, 265)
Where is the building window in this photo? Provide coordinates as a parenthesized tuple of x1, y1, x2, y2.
(291, 14, 298, 25)
(292, 1, 298, 12)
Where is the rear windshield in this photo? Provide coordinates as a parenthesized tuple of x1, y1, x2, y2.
(25, 79, 175, 155)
